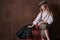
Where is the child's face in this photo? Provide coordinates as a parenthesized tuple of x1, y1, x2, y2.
(40, 4, 45, 11)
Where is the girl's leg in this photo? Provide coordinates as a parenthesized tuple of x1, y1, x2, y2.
(41, 30, 45, 40)
(44, 30, 50, 40)
(43, 26, 50, 40)
(39, 24, 50, 40)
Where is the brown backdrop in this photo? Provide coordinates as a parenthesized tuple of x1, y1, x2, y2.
(0, 0, 60, 40)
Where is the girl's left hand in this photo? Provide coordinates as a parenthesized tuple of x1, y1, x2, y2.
(38, 21, 45, 26)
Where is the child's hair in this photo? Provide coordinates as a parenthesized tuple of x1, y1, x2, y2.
(40, 4, 53, 16)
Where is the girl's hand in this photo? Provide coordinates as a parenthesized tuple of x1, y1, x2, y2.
(28, 24, 35, 28)
(28, 25, 33, 28)
(38, 21, 44, 26)
(38, 21, 48, 26)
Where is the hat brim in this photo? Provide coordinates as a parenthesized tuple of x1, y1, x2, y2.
(38, 0, 47, 7)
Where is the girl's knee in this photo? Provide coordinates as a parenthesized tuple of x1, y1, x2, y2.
(42, 27, 47, 31)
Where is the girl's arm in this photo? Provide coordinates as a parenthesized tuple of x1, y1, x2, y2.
(38, 21, 48, 26)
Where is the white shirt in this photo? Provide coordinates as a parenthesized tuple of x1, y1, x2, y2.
(33, 11, 53, 25)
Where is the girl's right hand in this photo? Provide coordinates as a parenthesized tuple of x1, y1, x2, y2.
(28, 25, 33, 28)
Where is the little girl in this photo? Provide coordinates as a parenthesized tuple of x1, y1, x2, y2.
(28, 0, 53, 40)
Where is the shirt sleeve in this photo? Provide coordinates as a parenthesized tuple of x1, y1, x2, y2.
(47, 14, 53, 24)
(33, 13, 41, 25)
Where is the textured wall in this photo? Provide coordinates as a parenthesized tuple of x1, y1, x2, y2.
(0, 0, 60, 40)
